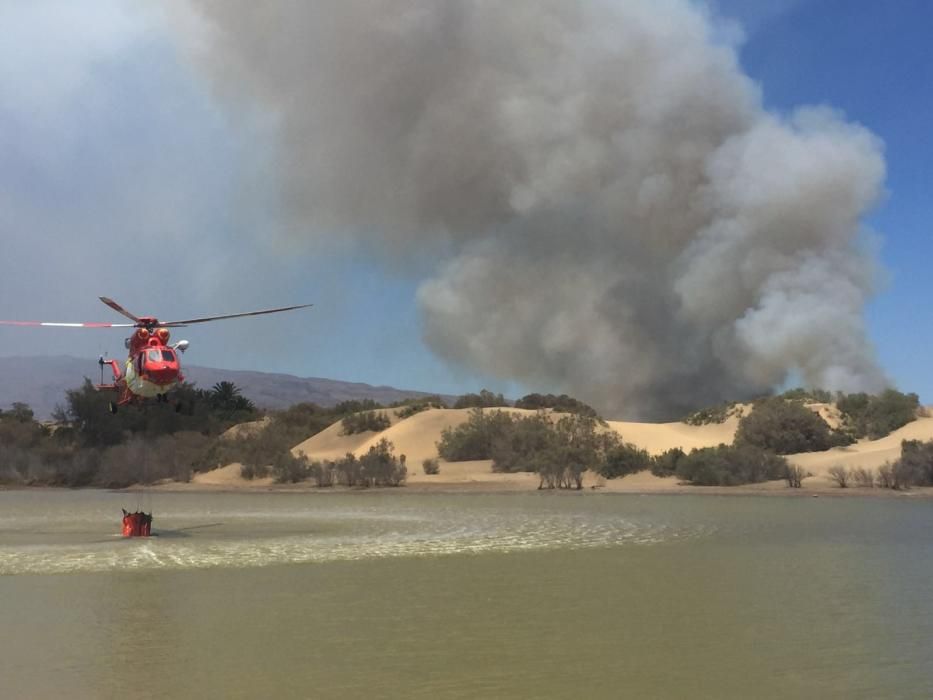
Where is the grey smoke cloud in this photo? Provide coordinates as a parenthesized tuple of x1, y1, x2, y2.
(177, 0, 887, 418)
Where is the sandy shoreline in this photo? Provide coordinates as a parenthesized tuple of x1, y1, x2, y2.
(143, 481, 933, 499)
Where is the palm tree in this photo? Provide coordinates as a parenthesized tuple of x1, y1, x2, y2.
(209, 381, 255, 412)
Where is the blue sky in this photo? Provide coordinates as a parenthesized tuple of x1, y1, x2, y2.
(0, 1, 929, 406)
(718, 0, 933, 400)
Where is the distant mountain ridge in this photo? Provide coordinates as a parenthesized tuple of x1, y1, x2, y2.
(0, 356, 452, 419)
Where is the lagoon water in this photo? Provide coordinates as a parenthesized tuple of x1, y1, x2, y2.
(2, 490, 932, 699)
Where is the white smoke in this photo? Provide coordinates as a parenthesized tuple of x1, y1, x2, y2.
(174, 0, 887, 418)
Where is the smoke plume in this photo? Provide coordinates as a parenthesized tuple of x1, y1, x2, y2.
(177, 0, 887, 418)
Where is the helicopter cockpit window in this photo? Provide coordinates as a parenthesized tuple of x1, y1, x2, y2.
(147, 350, 162, 363)
(161, 350, 175, 362)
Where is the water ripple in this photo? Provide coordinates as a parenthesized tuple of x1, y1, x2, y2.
(0, 496, 713, 576)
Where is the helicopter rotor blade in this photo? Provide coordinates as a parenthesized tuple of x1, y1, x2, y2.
(0, 320, 135, 328)
(157, 303, 314, 327)
(99, 297, 141, 323)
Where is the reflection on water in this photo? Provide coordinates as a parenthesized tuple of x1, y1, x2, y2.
(2, 491, 933, 699)
(0, 490, 710, 575)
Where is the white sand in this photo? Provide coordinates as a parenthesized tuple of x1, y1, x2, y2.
(788, 416, 933, 485)
(175, 407, 933, 495)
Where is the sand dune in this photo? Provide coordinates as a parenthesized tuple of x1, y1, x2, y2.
(606, 415, 740, 455)
(788, 416, 933, 480)
(295, 407, 465, 463)
(294, 407, 741, 464)
(180, 406, 933, 494)
(190, 462, 274, 487)
(290, 407, 741, 488)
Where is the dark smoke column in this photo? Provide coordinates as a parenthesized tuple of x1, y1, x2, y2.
(176, 0, 887, 418)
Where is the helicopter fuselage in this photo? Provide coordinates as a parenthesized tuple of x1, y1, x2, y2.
(98, 327, 186, 406)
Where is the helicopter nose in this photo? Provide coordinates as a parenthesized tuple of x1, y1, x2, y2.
(149, 366, 178, 384)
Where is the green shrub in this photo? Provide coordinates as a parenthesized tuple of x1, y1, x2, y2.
(651, 448, 686, 477)
(309, 460, 335, 487)
(272, 451, 310, 483)
(778, 388, 833, 403)
(837, 390, 919, 439)
(514, 393, 599, 418)
(453, 389, 509, 409)
(675, 444, 787, 486)
(334, 399, 383, 414)
(393, 396, 447, 419)
(598, 442, 652, 479)
(358, 438, 407, 487)
(683, 402, 738, 425)
(422, 458, 440, 475)
(341, 410, 391, 435)
(437, 409, 515, 461)
(736, 398, 848, 454)
(490, 413, 557, 472)
(892, 439, 933, 487)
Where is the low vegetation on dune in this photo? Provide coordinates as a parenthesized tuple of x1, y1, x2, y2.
(436, 407, 795, 488)
(682, 402, 744, 426)
(437, 408, 639, 489)
(513, 393, 601, 418)
(0, 383, 929, 491)
(393, 395, 448, 419)
(453, 389, 509, 409)
(0, 387, 412, 488)
(835, 390, 922, 439)
(735, 397, 852, 454)
(0, 387, 504, 488)
(340, 410, 392, 435)
(682, 388, 921, 442)
(272, 438, 408, 488)
(822, 439, 933, 491)
(0, 382, 255, 487)
(670, 444, 788, 486)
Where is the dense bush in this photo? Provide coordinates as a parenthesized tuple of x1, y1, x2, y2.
(341, 410, 391, 435)
(437, 409, 613, 489)
(675, 444, 787, 486)
(0, 403, 48, 449)
(334, 399, 383, 414)
(325, 439, 406, 487)
(309, 460, 336, 487)
(778, 388, 833, 403)
(271, 451, 310, 483)
(651, 448, 686, 477)
(538, 415, 607, 490)
(736, 398, 849, 454)
(392, 396, 447, 419)
(422, 458, 440, 475)
(52, 379, 257, 449)
(837, 390, 920, 439)
(0, 382, 414, 487)
(358, 439, 407, 487)
(96, 433, 206, 487)
(890, 439, 933, 488)
(683, 402, 740, 426)
(598, 442, 652, 479)
(437, 408, 516, 461)
(490, 412, 558, 472)
(453, 389, 509, 409)
(514, 393, 599, 418)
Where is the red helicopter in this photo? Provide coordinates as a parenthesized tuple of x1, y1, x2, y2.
(1, 296, 313, 413)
